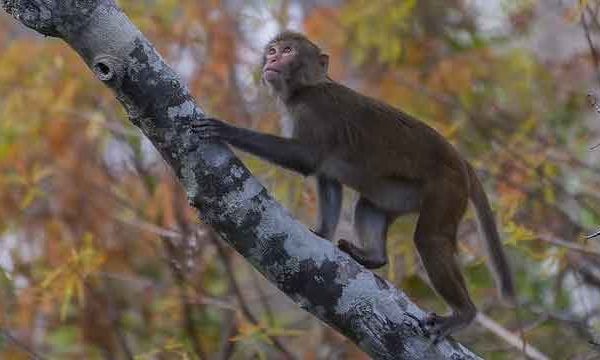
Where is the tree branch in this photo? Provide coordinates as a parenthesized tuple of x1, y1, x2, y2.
(0, 329, 47, 360)
(1, 1, 480, 358)
(211, 233, 296, 359)
(475, 313, 548, 360)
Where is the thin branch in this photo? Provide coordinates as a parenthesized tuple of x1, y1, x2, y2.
(187, 295, 238, 312)
(569, 254, 600, 290)
(585, 228, 600, 239)
(0, 329, 47, 360)
(415, 270, 547, 360)
(520, 313, 549, 334)
(216, 311, 238, 360)
(210, 233, 297, 360)
(126, 149, 206, 360)
(110, 212, 182, 239)
(582, 1, 600, 88)
(475, 313, 549, 360)
(107, 293, 135, 360)
(250, 271, 276, 325)
(538, 233, 600, 257)
(162, 235, 207, 360)
(526, 304, 597, 342)
(82, 280, 135, 360)
(160, 177, 207, 360)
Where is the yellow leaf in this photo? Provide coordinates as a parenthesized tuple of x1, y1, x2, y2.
(41, 266, 65, 288)
(31, 164, 54, 183)
(19, 188, 42, 209)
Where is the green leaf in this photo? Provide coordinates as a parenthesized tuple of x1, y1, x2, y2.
(46, 325, 78, 349)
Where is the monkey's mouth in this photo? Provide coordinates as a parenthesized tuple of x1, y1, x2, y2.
(263, 68, 281, 81)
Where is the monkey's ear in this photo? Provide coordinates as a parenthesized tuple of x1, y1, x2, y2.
(319, 53, 329, 73)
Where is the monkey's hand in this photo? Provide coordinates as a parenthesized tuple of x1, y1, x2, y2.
(190, 117, 233, 141)
(190, 118, 317, 175)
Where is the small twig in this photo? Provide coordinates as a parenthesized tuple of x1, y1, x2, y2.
(95, 271, 160, 290)
(589, 340, 600, 350)
(250, 271, 276, 325)
(77, 278, 134, 360)
(586, 94, 600, 150)
(526, 304, 597, 342)
(0, 329, 47, 360)
(583, 1, 600, 150)
(122, 150, 207, 358)
(415, 272, 547, 359)
(103, 281, 135, 360)
(585, 228, 600, 239)
(210, 233, 297, 360)
(187, 295, 238, 311)
(475, 313, 550, 360)
(537, 233, 600, 257)
(111, 212, 182, 239)
(216, 309, 239, 360)
(582, 3, 600, 88)
(174, 184, 208, 360)
(162, 234, 207, 360)
(520, 313, 550, 334)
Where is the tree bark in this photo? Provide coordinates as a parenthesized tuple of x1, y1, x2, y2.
(1, 1, 480, 359)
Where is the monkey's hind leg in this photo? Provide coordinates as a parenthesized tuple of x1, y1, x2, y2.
(338, 197, 391, 269)
(414, 185, 476, 342)
(314, 176, 342, 240)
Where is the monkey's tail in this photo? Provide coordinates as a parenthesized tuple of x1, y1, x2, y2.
(467, 163, 515, 303)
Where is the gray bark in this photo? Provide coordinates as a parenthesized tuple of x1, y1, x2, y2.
(1, 1, 480, 359)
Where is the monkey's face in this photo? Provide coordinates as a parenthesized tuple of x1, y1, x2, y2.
(262, 35, 329, 98)
(262, 41, 298, 85)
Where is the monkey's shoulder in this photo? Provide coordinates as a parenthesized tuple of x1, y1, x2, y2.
(290, 83, 452, 148)
(289, 83, 422, 128)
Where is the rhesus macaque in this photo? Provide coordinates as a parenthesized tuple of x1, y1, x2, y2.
(192, 31, 514, 341)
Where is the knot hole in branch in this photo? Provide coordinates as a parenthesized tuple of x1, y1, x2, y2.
(92, 55, 120, 82)
(93, 61, 113, 81)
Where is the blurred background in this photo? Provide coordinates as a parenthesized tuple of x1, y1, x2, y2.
(1, 0, 600, 358)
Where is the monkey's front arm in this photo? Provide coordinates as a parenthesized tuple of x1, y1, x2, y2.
(191, 117, 318, 176)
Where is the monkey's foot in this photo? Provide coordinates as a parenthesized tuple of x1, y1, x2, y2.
(338, 239, 387, 269)
(423, 312, 474, 343)
(424, 313, 455, 343)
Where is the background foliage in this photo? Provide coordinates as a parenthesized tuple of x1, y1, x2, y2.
(1, 0, 600, 358)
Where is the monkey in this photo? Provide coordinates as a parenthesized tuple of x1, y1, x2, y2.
(191, 31, 515, 341)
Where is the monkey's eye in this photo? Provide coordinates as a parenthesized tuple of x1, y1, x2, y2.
(268, 47, 276, 55)
(283, 46, 292, 54)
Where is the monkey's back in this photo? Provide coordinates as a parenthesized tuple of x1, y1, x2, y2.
(287, 82, 467, 183)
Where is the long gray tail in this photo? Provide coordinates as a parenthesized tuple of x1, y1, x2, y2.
(467, 164, 515, 302)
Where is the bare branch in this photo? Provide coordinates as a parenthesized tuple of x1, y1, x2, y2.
(0, 329, 47, 360)
(211, 232, 297, 359)
(582, 1, 600, 88)
(475, 313, 549, 360)
(538, 233, 600, 257)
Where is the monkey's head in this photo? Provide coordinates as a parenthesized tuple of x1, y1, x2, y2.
(262, 31, 330, 99)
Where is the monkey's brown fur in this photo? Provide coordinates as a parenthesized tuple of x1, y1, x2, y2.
(193, 31, 515, 341)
